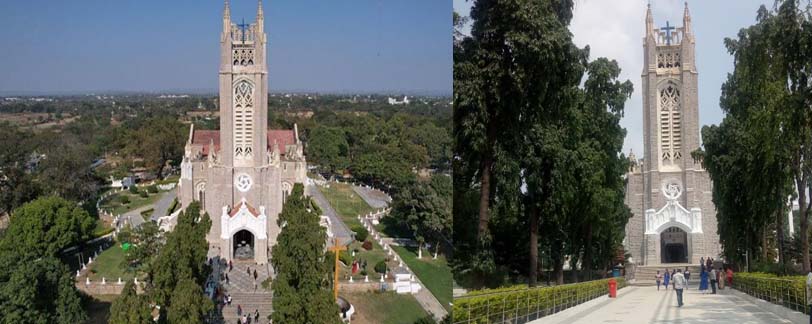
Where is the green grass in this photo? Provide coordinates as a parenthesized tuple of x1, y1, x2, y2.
(344, 291, 428, 324)
(392, 245, 452, 311)
(343, 240, 390, 280)
(87, 243, 135, 282)
(319, 183, 377, 226)
(99, 190, 164, 215)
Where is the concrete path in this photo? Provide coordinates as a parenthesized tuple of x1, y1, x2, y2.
(534, 282, 801, 324)
(150, 190, 177, 221)
(306, 183, 353, 246)
(351, 185, 391, 209)
(119, 205, 150, 229)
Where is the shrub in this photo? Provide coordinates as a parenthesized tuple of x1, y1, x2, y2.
(119, 195, 131, 205)
(354, 226, 369, 242)
(362, 240, 373, 251)
(374, 260, 387, 274)
(167, 198, 179, 214)
(146, 185, 159, 194)
(139, 191, 148, 198)
(140, 208, 154, 218)
(129, 186, 138, 194)
(339, 251, 352, 266)
(733, 272, 807, 313)
(453, 278, 626, 323)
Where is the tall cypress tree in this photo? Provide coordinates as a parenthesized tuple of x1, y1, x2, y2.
(271, 184, 340, 324)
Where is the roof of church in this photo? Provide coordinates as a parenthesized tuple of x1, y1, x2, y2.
(229, 199, 260, 217)
(190, 129, 296, 156)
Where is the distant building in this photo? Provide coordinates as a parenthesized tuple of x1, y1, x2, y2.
(387, 96, 410, 105)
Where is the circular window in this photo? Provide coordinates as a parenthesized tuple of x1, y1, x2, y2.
(661, 179, 682, 200)
(235, 174, 253, 192)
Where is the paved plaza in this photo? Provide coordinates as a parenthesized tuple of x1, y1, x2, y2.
(534, 282, 803, 324)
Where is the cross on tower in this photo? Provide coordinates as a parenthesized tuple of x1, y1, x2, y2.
(661, 21, 676, 45)
(237, 18, 250, 41)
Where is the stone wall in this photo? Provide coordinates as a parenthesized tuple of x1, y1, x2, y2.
(75, 280, 145, 295)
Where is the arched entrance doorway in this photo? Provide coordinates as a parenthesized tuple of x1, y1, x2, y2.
(233, 229, 255, 260)
(661, 227, 688, 263)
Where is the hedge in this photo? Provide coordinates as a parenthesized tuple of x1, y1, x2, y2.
(733, 272, 808, 314)
(453, 277, 626, 324)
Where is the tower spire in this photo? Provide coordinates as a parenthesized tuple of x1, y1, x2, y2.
(683, 2, 692, 34)
(223, 0, 231, 33)
(645, 3, 654, 36)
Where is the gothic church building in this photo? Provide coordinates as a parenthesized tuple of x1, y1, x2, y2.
(624, 3, 720, 265)
(178, 0, 306, 265)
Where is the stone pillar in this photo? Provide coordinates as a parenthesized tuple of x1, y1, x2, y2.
(645, 233, 660, 265)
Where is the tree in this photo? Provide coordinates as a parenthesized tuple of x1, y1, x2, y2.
(0, 255, 87, 323)
(702, 1, 808, 271)
(392, 175, 452, 256)
(128, 117, 185, 179)
(109, 281, 152, 324)
(272, 184, 340, 324)
(167, 278, 214, 324)
(1, 196, 95, 258)
(307, 127, 350, 174)
(146, 201, 210, 310)
(125, 221, 164, 271)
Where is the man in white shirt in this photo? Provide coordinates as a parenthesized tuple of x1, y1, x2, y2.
(673, 269, 687, 307)
(709, 268, 718, 294)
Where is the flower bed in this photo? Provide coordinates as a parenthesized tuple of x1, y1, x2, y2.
(452, 278, 626, 324)
(733, 272, 807, 314)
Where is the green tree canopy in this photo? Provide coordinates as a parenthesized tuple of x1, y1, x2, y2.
(1, 196, 95, 258)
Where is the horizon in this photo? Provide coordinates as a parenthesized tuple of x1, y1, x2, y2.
(0, 0, 451, 95)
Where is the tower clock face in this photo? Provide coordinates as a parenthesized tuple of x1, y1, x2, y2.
(235, 174, 253, 192)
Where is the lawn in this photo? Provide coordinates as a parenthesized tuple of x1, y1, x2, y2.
(343, 291, 429, 324)
(319, 183, 377, 226)
(342, 239, 401, 281)
(87, 242, 135, 282)
(99, 188, 165, 216)
(392, 245, 452, 311)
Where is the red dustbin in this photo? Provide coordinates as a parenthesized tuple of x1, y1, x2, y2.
(608, 278, 617, 298)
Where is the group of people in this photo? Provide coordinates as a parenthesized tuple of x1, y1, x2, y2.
(653, 257, 735, 307)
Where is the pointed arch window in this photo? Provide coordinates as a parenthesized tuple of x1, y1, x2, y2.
(234, 80, 254, 160)
(659, 84, 682, 163)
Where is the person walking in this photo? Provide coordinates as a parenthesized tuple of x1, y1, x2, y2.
(229, 260, 233, 272)
(254, 309, 260, 322)
(719, 267, 726, 290)
(684, 267, 691, 284)
(663, 269, 670, 291)
(656, 271, 663, 291)
(709, 268, 718, 294)
(253, 269, 258, 281)
(673, 269, 687, 307)
(726, 267, 734, 287)
(699, 269, 709, 294)
(671, 269, 676, 289)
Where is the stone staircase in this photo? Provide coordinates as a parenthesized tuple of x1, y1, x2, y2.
(214, 260, 274, 323)
(221, 291, 273, 323)
(631, 264, 702, 286)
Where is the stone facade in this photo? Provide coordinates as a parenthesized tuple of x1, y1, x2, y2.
(177, 0, 306, 265)
(623, 4, 720, 266)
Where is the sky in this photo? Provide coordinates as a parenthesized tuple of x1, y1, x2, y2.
(453, 0, 774, 158)
(0, 0, 451, 95)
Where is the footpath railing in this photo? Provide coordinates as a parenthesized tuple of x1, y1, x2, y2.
(452, 277, 626, 324)
(732, 272, 808, 314)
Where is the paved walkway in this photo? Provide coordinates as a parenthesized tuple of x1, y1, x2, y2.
(351, 185, 391, 209)
(150, 190, 176, 221)
(306, 182, 353, 246)
(534, 282, 801, 324)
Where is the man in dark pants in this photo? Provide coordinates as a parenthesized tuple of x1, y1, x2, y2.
(709, 268, 718, 294)
(673, 269, 687, 307)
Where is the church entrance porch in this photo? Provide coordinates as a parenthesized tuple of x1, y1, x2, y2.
(660, 227, 688, 263)
(233, 229, 255, 260)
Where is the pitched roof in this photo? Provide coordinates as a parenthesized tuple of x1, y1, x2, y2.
(229, 199, 260, 217)
(190, 129, 296, 156)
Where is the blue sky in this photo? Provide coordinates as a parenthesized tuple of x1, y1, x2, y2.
(455, 0, 773, 157)
(0, 0, 451, 95)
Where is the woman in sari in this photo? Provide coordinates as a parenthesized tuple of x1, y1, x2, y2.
(699, 269, 709, 294)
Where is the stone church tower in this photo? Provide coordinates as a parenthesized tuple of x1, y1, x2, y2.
(624, 3, 720, 265)
(176, 0, 307, 265)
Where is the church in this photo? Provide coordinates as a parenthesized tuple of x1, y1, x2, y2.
(623, 3, 720, 266)
(178, 0, 307, 265)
